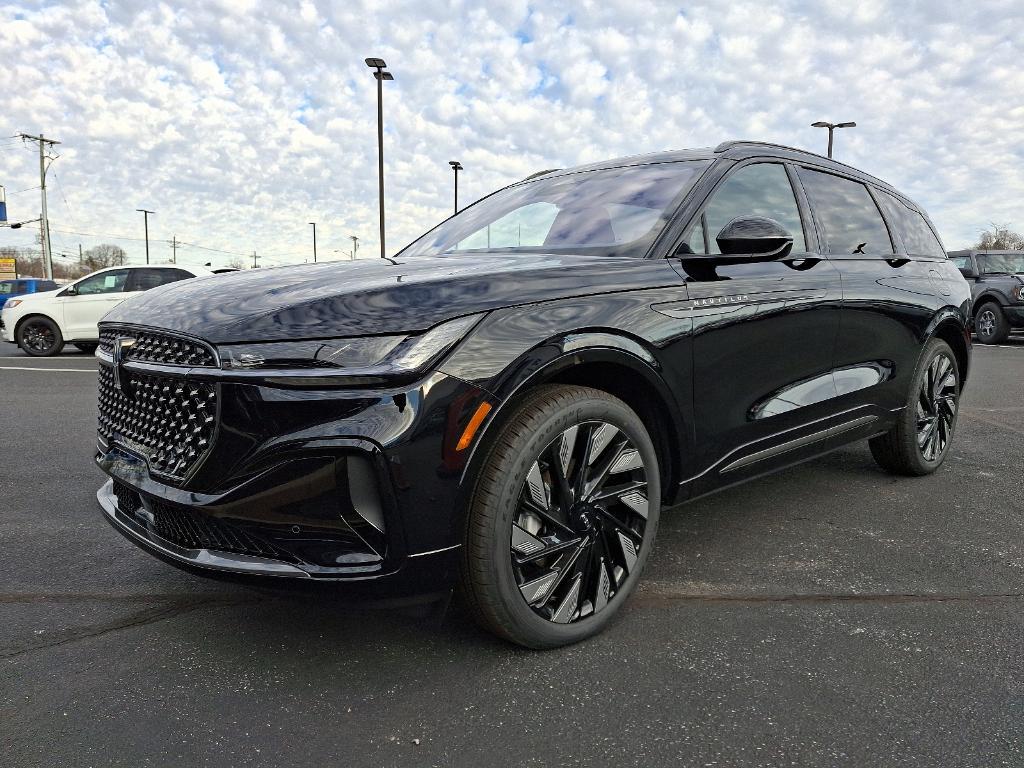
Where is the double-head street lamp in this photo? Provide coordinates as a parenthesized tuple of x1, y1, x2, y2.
(366, 57, 394, 259)
(136, 208, 154, 264)
(811, 121, 856, 159)
(448, 161, 463, 214)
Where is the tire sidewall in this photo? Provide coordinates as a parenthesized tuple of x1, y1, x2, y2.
(474, 390, 660, 648)
(975, 303, 1006, 344)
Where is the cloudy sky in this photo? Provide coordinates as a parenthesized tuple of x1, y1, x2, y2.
(1, 0, 1022, 268)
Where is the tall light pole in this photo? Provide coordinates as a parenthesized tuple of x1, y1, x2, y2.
(309, 221, 317, 262)
(136, 209, 154, 264)
(349, 234, 359, 259)
(811, 121, 856, 159)
(365, 57, 394, 259)
(448, 161, 463, 214)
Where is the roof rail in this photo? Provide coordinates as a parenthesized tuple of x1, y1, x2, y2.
(714, 140, 805, 154)
(523, 168, 561, 181)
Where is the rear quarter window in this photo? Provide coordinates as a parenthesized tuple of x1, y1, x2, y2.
(877, 192, 945, 258)
(798, 168, 893, 256)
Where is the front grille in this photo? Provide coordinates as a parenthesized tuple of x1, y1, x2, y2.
(113, 481, 142, 515)
(150, 501, 299, 563)
(98, 364, 217, 480)
(98, 328, 217, 367)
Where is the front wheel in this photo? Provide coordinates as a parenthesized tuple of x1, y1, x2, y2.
(460, 385, 660, 649)
(869, 339, 960, 476)
(974, 302, 1009, 344)
(17, 317, 64, 357)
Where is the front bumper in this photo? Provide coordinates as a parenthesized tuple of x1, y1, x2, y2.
(1004, 305, 1024, 327)
(95, 353, 495, 596)
(0, 311, 14, 342)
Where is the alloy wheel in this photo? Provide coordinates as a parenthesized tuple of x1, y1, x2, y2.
(511, 420, 649, 625)
(976, 310, 996, 339)
(916, 353, 958, 462)
(22, 322, 56, 354)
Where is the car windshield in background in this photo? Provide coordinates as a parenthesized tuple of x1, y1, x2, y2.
(978, 253, 1024, 274)
(0, 281, 14, 295)
(401, 161, 710, 258)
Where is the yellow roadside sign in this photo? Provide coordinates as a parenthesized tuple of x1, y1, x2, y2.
(0, 257, 15, 278)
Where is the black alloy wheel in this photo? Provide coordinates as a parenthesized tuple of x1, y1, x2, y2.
(512, 420, 649, 625)
(974, 302, 1009, 344)
(460, 384, 660, 649)
(870, 338, 960, 476)
(17, 317, 64, 357)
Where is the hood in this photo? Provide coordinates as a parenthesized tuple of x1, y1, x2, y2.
(3, 287, 62, 307)
(102, 252, 679, 344)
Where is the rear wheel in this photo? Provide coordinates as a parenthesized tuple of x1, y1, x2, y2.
(460, 385, 660, 649)
(17, 317, 64, 357)
(869, 339, 960, 476)
(974, 302, 1009, 344)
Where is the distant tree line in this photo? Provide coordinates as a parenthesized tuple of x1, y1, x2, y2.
(974, 223, 1024, 251)
(0, 244, 127, 279)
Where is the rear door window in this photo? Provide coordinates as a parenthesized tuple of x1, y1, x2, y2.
(129, 268, 194, 291)
(876, 192, 945, 257)
(799, 169, 893, 256)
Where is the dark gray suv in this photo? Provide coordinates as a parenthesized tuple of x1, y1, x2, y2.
(948, 250, 1024, 343)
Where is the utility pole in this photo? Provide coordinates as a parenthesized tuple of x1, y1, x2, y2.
(170, 235, 178, 264)
(349, 234, 359, 259)
(136, 209, 154, 264)
(309, 222, 317, 262)
(19, 133, 60, 280)
(252, 250, 258, 269)
(79, 243, 83, 267)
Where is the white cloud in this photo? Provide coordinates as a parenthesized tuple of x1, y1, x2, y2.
(0, 0, 1022, 270)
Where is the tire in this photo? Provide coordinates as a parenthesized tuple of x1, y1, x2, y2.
(869, 338, 960, 476)
(73, 342, 98, 354)
(17, 316, 64, 357)
(974, 302, 1009, 344)
(459, 384, 661, 649)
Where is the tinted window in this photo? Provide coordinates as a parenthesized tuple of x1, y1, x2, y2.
(75, 270, 129, 295)
(402, 161, 709, 257)
(37, 280, 58, 291)
(977, 253, 1024, 274)
(130, 268, 192, 291)
(877, 192, 944, 257)
(800, 169, 893, 256)
(0, 281, 14, 295)
(703, 163, 807, 254)
(948, 256, 971, 271)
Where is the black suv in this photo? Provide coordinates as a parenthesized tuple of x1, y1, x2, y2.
(96, 141, 971, 648)
(947, 250, 1024, 344)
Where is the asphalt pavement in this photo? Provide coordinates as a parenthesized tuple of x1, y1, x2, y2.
(2, 338, 1023, 767)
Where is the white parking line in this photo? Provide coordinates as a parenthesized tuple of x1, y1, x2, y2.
(0, 366, 96, 372)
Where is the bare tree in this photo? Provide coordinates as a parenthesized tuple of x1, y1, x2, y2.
(81, 244, 127, 273)
(975, 223, 1024, 251)
(226, 257, 246, 270)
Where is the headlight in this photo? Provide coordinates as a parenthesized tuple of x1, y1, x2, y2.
(1016, 285, 1024, 302)
(2, 298, 22, 310)
(220, 313, 484, 375)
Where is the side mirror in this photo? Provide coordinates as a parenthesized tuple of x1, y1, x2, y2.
(62, 285, 77, 297)
(716, 216, 794, 259)
(957, 266, 976, 279)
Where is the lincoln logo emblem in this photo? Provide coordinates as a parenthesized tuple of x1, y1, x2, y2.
(112, 336, 136, 397)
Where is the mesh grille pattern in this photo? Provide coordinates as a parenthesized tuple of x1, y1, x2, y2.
(98, 364, 217, 480)
(151, 501, 299, 563)
(98, 328, 217, 367)
(113, 481, 142, 515)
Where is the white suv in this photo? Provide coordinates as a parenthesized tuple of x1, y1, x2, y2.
(1, 264, 213, 356)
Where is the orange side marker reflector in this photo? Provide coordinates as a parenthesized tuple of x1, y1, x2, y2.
(456, 401, 493, 451)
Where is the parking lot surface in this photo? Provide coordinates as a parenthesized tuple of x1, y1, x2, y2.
(2, 339, 1023, 767)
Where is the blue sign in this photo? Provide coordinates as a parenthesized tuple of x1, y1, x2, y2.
(0, 185, 6, 222)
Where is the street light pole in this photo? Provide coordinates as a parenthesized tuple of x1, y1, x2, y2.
(349, 234, 359, 259)
(136, 209, 154, 264)
(448, 161, 463, 214)
(365, 57, 394, 259)
(811, 121, 856, 159)
(309, 222, 317, 262)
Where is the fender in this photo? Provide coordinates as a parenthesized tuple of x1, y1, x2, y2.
(452, 331, 691, 509)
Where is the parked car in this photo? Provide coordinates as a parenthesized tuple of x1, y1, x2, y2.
(947, 250, 1024, 344)
(0, 277, 60, 306)
(1, 264, 213, 356)
(95, 141, 970, 648)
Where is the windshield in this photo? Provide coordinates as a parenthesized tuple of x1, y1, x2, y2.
(0, 280, 14, 295)
(401, 161, 709, 258)
(978, 253, 1024, 274)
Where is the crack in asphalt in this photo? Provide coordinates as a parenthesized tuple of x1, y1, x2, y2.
(1, 597, 258, 660)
